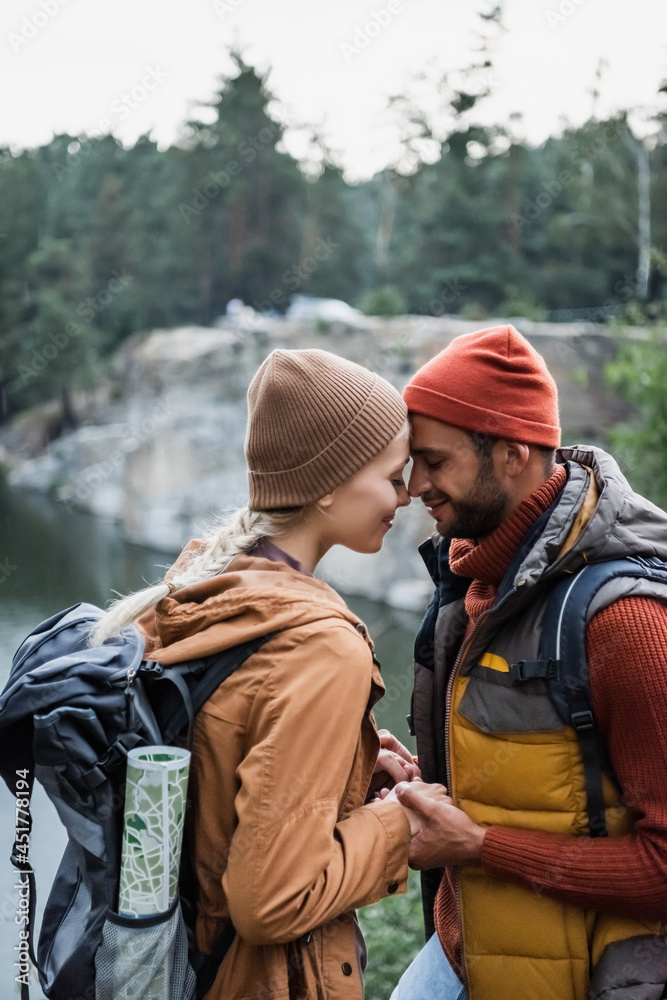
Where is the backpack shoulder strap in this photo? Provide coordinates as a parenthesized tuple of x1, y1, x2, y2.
(541, 556, 667, 837)
(148, 631, 278, 745)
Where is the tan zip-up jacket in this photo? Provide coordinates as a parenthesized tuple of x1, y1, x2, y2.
(138, 548, 410, 1000)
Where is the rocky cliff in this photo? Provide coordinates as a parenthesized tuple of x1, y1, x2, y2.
(2, 315, 634, 609)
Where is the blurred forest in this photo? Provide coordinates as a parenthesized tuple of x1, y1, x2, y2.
(1, 47, 666, 425)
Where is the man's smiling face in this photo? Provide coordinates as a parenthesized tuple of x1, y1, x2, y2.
(407, 413, 511, 540)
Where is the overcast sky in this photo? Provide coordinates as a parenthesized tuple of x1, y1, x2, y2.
(1, 0, 665, 179)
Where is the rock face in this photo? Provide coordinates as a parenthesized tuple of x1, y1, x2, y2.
(3, 316, 634, 609)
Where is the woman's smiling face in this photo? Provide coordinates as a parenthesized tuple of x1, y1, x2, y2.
(317, 428, 411, 554)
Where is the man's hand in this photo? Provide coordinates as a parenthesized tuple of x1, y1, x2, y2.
(395, 781, 486, 869)
(368, 729, 421, 798)
(379, 784, 422, 836)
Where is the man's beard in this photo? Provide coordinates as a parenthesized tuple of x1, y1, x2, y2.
(438, 457, 510, 540)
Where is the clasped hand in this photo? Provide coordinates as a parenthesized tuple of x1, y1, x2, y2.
(371, 731, 486, 869)
(369, 729, 421, 797)
(393, 781, 486, 868)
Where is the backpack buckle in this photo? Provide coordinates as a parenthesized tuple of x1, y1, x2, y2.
(139, 660, 165, 677)
(82, 733, 144, 789)
(510, 659, 560, 683)
(571, 709, 594, 733)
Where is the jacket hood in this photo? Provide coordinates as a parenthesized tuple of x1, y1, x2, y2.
(138, 548, 364, 665)
(514, 445, 667, 589)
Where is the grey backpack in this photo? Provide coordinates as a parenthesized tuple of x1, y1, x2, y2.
(0, 602, 274, 1000)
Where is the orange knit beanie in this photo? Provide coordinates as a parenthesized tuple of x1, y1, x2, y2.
(403, 324, 561, 447)
(246, 348, 407, 509)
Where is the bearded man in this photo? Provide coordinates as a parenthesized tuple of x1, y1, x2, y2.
(391, 325, 667, 1000)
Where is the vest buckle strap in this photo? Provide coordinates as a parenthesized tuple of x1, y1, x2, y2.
(509, 658, 560, 683)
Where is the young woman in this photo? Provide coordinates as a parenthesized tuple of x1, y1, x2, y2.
(91, 348, 420, 1000)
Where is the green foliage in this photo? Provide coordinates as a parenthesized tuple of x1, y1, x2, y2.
(360, 285, 407, 316)
(0, 46, 665, 425)
(460, 303, 489, 321)
(382, 108, 663, 319)
(571, 367, 589, 388)
(4, 236, 103, 420)
(179, 53, 309, 319)
(359, 870, 425, 1000)
(497, 286, 548, 322)
(605, 327, 667, 507)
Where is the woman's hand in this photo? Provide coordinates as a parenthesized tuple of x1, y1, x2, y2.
(378, 729, 420, 773)
(378, 783, 423, 837)
(368, 729, 421, 800)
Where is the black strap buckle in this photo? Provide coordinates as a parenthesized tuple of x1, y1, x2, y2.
(510, 658, 560, 683)
(82, 732, 143, 789)
(571, 709, 595, 733)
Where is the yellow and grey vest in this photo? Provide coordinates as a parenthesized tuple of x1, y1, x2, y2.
(412, 451, 667, 1000)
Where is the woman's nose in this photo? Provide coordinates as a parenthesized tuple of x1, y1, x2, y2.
(396, 484, 411, 508)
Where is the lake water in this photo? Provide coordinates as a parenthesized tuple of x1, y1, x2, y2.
(0, 483, 424, 997)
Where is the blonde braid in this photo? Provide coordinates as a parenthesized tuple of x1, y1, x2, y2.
(88, 505, 305, 646)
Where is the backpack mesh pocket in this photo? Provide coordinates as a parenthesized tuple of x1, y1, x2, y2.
(95, 899, 196, 1000)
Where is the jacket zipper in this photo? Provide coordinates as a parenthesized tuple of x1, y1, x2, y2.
(443, 581, 526, 989)
(443, 581, 525, 788)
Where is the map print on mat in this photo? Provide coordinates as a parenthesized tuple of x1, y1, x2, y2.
(118, 747, 191, 917)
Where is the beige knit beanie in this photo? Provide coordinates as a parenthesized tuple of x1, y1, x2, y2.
(246, 349, 408, 509)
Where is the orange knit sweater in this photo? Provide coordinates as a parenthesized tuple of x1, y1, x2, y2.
(434, 467, 667, 978)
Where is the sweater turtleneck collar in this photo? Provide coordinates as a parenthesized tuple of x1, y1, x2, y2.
(448, 464, 568, 626)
